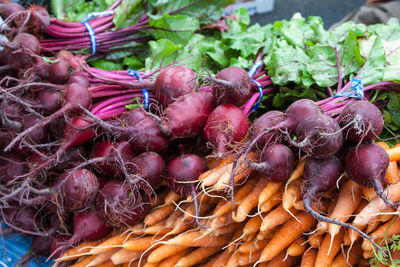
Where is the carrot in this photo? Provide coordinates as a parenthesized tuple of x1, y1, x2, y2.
(165, 231, 230, 247)
(259, 188, 282, 213)
(70, 255, 96, 267)
(363, 249, 373, 259)
(174, 247, 220, 267)
(257, 212, 316, 263)
(265, 250, 301, 267)
(366, 220, 381, 234)
(233, 177, 269, 222)
(158, 249, 192, 267)
(386, 145, 400, 161)
(307, 232, 323, 249)
(331, 240, 362, 267)
(238, 239, 269, 254)
(283, 157, 306, 198)
(328, 179, 362, 239)
(147, 244, 188, 263)
(282, 178, 303, 212)
(93, 260, 115, 267)
(213, 152, 256, 190)
(209, 249, 231, 267)
(376, 141, 391, 150)
(129, 223, 145, 235)
(287, 236, 306, 256)
(200, 164, 228, 186)
(362, 216, 400, 251)
(300, 248, 317, 267)
(362, 186, 377, 201)
(89, 233, 129, 255)
(164, 191, 180, 205)
(214, 177, 257, 216)
(258, 181, 283, 206)
(143, 262, 158, 267)
(293, 199, 305, 211)
(353, 181, 400, 227)
(260, 204, 298, 232)
(58, 239, 105, 261)
(110, 249, 143, 265)
(318, 195, 339, 234)
(386, 162, 400, 184)
(226, 252, 240, 266)
(243, 214, 263, 236)
(208, 212, 234, 229)
(143, 221, 171, 235)
(87, 248, 120, 266)
(314, 228, 344, 267)
(122, 236, 164, 251)
(144, 205, 174, 226)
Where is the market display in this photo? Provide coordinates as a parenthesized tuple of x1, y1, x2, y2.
(1, 0, 400, 266)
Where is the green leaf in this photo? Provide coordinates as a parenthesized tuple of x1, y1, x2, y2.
(90, 59, 123, 70)
(148, 14, 199, 45)
(272, 87, 319, 109)
(225, 8, 250, 34)
(113, 0, 143, 29)
(123, 56, 144, 69)
(358, 36, 386, 85)
(51, 0, 64, 19)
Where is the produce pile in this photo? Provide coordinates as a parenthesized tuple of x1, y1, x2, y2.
(2, 0, 400, 266)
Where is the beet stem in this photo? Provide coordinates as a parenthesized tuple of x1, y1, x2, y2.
(303, 196, 387, 257)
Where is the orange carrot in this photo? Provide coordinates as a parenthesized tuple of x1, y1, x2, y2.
(238, 239, 269, 254)
(213, 153, 256, 190)
(314, 228, 344, 267)
(209, 249, 231, 267)
(258, 212, 316, 263)
(123, 236, 164, 251)
(386, 146, 400, 162)
(317, 195, 339, 234)
(259, 188, 282, 213)
(143, 221, 171, 235)
(282, 178, 303, 212)
(110, 249, 143, 265)
(89, 234, 129, 255)
(147, 244, 188, 263)
(144, 205, 174, 226)
(328, 179, 362, 239)
(386, 162, 400, 184)
(376, 141, 391, 150)
(363, 216, 400, 251)
(260, 204, 298, 232)
(300, 248, 317, 267)
(200, 165, 227, 186)
(158, 249, 192, 267)
(258, 181, 283, 206)
(214, 177, 257, 216)
(243, 215, 263, 236)
(70, 255, 96, 267)
(362, 186, 377, 202)
(331, 240, 362, 267)
(283, 157, 306, 198)
(165, 231, 230, 247)
(353, 181, 400, 227)
(58, 239, 105, 261)
(87, 248, 120, 266)
(175, 247, 220, 267)
(287, 236, 306, 256)
(93, 260, 115, 267)
(307, 232, 323, 249)
(265, 250, 301, 267)
(363, 249, 373, 259)
(164, 191, 180, 205)
(233, 178, 269, 222)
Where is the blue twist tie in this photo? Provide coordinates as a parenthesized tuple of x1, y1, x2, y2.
(248, 61, 264, 111)
(128, 68, 149, 110)
(334, 78, 364, 100)
(81, 10, 114, 56)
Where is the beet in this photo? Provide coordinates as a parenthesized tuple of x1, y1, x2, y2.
(249, 144, 294, 182)
(124, 108, 169, 153)
(154, 65, 197, 106)
(30, 5, 50, 33)
(161, 91, 216, 139)
(294, 114, 343, 159)
(0, 155, 28, 183)
(23, 113, 46, 143)
(165, 154, 207, 227)
(0, 3, 23, 19)
(129, 151, 165, 192)
(57, 168, 99, 211)
(46, 60, 71, 84)
(92, 140, 136, 177)
(212, 66, 253, 106)
(204, 104, 249, 156)
(249, 110, 285, 149)
(67, 74, 90, 88)
(38, 90, 62, 114)
(96, 180, 150, 227)
(345, 143, 393, 207)
(12, 32, 40, 54)
(338, 100, 384, 143)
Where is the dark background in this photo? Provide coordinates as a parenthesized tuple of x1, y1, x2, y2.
(251, 0, 366, 28)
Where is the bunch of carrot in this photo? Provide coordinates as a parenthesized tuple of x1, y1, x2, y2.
(55, 141, 400, 267)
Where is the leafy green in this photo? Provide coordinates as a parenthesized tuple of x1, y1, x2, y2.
(90, 59, 123, 70)
(113, 0, 143, 29)
(53, 0, 112, 21)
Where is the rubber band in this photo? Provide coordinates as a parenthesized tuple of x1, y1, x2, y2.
(334, 78, 364, 100)
(248, 61, 264, 111)
(81, 10, 114, 56)
(128, 68, 149, 110)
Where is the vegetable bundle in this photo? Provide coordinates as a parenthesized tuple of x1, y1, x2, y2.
(2, 1, 400, 266)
